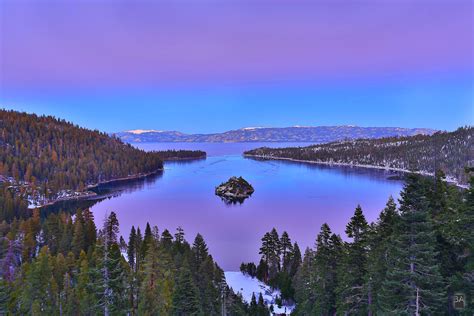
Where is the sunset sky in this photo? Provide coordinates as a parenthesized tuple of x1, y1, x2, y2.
(1, 0, 472, 133)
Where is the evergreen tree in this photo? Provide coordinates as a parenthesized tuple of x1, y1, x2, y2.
(142, 222, 153, 259)
(249, 292, 258, 315)
(365, 196, 399, 314)
(138, 240, 175, 315)
(172, 260, 202, 315)
(280, 231, 293, 273)
(94, 212, 129, 316)
(20, 246, 56, 315)
(379, 174, 445, 314)
(336, 205, 369, 315)
(76, 251, 97, 315)
(256, 293, 269, 316)
(161, 229, 173, 249)
(127, 226, 137, 271)
(192, 233, 209, 268)
(83, 208, 97, 252)
(135, 227, 143, 272)
(289, 242, 302, 277)
(293, 248, 316, 315)
(313, 223, 338, 315)
(174, 227, 185, 253)
(71, 213, 85, 257)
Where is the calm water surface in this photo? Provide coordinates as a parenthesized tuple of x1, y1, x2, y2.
(90, 142, 403, 270)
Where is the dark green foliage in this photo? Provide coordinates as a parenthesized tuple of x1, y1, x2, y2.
(172, 260, 202, 316)
(313, 224, 340, 315)
(365, 196, 399, 313)
(192, 233, 209, 268)
(127, 225, 137, 270)
(379, 174, 445, 314)
(336, 205, 369, 315)
(246, 126, 473, 184)
(0, 110, 163, 199)
(240, 262, 257, 277)
(293, 172, 473, 314)
(0, 209, 248, 315)
(149, 149, 206, 160)
(253, 229, 301, 305)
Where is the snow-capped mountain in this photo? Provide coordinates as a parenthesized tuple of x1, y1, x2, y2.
(116, 126, 436, 143)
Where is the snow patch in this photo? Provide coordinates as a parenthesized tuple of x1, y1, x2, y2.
(126, 129, 163, 134)
(225, 271, 294, 315)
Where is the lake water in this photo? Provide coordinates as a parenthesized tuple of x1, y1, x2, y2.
(90, 142, 404, 270)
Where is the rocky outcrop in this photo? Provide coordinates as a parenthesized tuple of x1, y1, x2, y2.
(215, 176, 254, 204)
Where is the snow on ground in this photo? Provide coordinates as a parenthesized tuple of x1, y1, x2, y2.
(126, 129, 163, 134)
(224, 271, 294, 315)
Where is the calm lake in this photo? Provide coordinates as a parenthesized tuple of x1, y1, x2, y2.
(90, 142, 404, 270)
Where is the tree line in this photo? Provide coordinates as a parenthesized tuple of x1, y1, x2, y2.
(241, 171, 473, 315)
(0, 110, 164, 192)
(153, 150, 206, 160)
(245, 126, 473, 185)
(0, 110, 206, 222)
(1, 171, 472, 314)
(0, 208, 273, 315)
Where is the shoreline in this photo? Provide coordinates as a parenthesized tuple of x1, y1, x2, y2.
(86, 168, 164, 190)
(35, 155, 207, 209)
(161, 155, 207, 161)
(244, 154, 469, 189)
(33, 168, 164, 209)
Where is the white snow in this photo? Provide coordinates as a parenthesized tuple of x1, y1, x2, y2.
(241, 127, 264, 131)
(224, 271, 294, 315)
(126, 129, 163, 134)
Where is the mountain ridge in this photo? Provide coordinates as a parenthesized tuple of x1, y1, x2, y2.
(116, 126, 437, 143)
(244, 126, 473, 185)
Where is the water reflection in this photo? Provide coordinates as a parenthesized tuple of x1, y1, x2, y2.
(91, 171, 164, 196)
(42, 171, 164, 216)
(43, 142, 404, 270)
(246, 157, 405, 182)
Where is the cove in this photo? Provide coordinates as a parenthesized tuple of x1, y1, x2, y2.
(89, 142, 403, 270)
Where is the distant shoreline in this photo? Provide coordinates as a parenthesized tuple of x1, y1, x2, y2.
(34, 155, 208, 209)
(244, 154, 469, 189)
(86, 168, 164, 190)
(33, 168, 164, 209)
(161, 155, 207, 161)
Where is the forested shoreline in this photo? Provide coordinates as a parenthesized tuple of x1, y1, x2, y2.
(0, 110, 205, 220)
(0, 110, 472, 315)
(245, 127, 473, 185)
(155, 150, 207, 161)
(241, 171, 474, 315)
(1, 171, 472, 315)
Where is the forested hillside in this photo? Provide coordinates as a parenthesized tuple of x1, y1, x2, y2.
(241, 173, 474, 314)
(0, 210, 261, 314)
(0, 110, 164, 192)
(154, 149, 206, 160)
(246, 127, 473, 185)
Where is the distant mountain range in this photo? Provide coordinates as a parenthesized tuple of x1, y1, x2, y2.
(116, 126, 436, 143)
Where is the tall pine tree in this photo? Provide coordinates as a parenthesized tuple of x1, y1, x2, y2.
(379, 174, 445, 314)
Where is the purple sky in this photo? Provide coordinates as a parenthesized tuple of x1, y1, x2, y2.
(0, 0, 473, 131)
(2, 0, 472, 88)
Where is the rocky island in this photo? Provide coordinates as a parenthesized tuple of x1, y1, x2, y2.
(215, 176, 255, 204)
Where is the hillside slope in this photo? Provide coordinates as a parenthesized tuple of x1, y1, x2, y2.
(117, 126, 436, 143)
(0, 110, 164, 209)
(245, 127, 473, 185)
